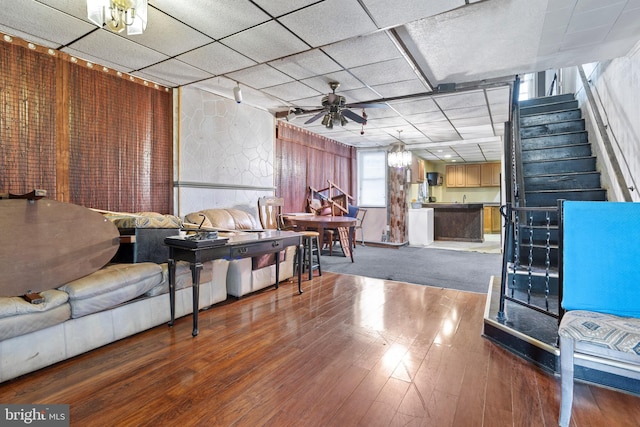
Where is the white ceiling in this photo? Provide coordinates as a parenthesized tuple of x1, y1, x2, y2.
(1, 0, 639, 162)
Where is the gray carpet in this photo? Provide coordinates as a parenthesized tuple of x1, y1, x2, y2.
(320, 244, 502, 293)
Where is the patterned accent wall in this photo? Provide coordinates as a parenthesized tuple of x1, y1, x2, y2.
(176, 86, 276, 218)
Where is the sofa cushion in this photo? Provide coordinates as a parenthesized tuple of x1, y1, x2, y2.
(185, 208, 259, 231)
(0, 290, 70, 340)
(58, 263, 163, 318)
(107, 212, 182, 229)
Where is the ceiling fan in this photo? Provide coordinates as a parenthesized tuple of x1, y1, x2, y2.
(302, 82, 385, 128)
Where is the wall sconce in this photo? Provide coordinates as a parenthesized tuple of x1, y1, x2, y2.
(233, 83, 242, 103)
(87, 0, 148, 35)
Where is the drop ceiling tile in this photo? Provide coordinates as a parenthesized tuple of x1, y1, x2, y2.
(350, 58, 417, 86)
(177, 43, 257, 76)
(403, 111, 449, 125)
(149, 0, 270, 40)
(371, 79, 430, 98)
(360, 106, 401, 120)
(278, 0, 377, 47)
(389, 98, 440, 115)
(251, 0, 320, 17)
(223, 21, 309, 63)
(321, 32, 402, 68)
(64, 31, 169, 71)
(361, 0, 465, 29)
(445, 106, 489, 120)
(0, 1, 95, 47)
(141, 59, 214, 86)
(261, 81, 322, 102)
(450, 117, 491, 127)
(368, 117, 411, 128)
(340, 87, 386, 103)
(302, 72, 366, 93)
(120, 8, 214, 57)
(225, 64, 294, 89)
(268, 49, 342, 80)
(434, 91, 487, 109)
(415, 122, 456, 133)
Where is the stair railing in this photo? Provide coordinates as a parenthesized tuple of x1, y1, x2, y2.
(499, 76, 561, 324)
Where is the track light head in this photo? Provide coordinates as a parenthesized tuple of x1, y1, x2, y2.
(233, 83, 242, 103)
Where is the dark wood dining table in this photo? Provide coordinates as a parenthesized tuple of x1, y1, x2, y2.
(285, 215, 357, 262)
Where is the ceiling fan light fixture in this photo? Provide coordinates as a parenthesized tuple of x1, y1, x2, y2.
(340, 115, 348, 126)
(321, 114, 330, 127)
(87, 0, 148, 35)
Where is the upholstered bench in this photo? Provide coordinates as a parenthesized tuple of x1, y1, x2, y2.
(558, 311, 640, 426)
(559, 201, 640, 427)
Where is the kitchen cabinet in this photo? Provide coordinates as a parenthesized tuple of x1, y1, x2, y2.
(481, 162, 501, 187)
(483, 205, 502, 234)
(445, 164, 466, 187)
(465, 164, 481, 187)
(446, 162, 501, 188)
(410, 157, 424, 183)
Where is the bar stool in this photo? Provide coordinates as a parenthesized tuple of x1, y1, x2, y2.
(297, 230, 322, 280)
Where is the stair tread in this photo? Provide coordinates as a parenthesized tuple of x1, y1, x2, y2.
(522, 155, 596, 164)
(521, 130, 587, 139)
(520, 118, 584, 128)
(521, 143, 591, 152)
(525, 188, 605, 193)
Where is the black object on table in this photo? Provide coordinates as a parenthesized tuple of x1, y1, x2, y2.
(165, 230, 303, 336)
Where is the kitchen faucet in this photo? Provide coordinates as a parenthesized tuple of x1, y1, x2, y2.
(463, 194, 467, 204)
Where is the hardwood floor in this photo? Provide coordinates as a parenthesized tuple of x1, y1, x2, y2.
(1, 272, 639, 426)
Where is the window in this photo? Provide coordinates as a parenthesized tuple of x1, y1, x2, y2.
(357, 150, 386, 207)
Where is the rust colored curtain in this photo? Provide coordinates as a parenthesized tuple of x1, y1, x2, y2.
(0, 41, 57, 197)
(276, 122, 356, 213)
(0, 38, 173, 213)
(68, 66, 172, 212)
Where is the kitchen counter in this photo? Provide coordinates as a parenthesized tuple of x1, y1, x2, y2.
(420, 203, 484, 242)
(421, 203, 484, 210)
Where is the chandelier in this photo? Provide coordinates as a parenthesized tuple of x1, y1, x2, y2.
(87, 0, 148, 35)
(387, 130, 412, 168)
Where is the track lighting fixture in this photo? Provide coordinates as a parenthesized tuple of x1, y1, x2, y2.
(233, 83, 242, 103)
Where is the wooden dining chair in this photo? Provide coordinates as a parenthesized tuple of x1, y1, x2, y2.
(258, 196, 287, 230)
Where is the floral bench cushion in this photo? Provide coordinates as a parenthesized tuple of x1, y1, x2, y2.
(559, 310, 640, 364)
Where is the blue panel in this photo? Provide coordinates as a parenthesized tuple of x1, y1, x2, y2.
(562, 201, 640, 317)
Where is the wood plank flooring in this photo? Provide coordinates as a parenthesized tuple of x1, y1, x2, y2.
(1, 272, 639, 426)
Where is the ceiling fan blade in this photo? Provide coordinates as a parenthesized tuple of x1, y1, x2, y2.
(304, 111, 326, 124)
(347, 102, 387, 108)
(341, 109, 366, 124)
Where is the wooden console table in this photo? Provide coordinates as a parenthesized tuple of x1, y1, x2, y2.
(165, 230, 303, 336)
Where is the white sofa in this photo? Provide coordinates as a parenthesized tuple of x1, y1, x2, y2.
(0, 260, 229, 383)
(0, 211, 229, 383)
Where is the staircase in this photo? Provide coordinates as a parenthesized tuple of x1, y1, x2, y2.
(510, 93, 607, 295)
(485, 93, 608, 372)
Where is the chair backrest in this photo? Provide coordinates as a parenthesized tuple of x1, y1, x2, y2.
(258, 196, 284, 229)
(355, 207, 367, 226)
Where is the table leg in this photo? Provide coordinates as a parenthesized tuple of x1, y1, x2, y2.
(190, 262, 203, 337)
(297, 241, 303, 294)
(317, 224, 325, 254)
(274, 251, 280, 289)
(168, 258, 176, 326)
